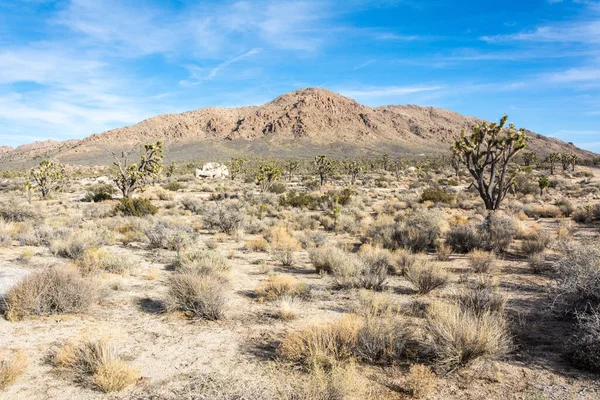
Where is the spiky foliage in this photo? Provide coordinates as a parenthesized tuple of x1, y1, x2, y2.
(226, 157, 245, 181)
(452, 114, 526, 210)
(345, 160, 363, 185)
(538, 176, 550, 196)
(111, 141, 164, 198)
(314, 155, 337, 187)
(546, 152, 560, 175)
(29, 159, 66, 199)
(256, 163, 281, 193)
(285, 159, 300, 180)
(522, 151, 537, 167)
(561, 152, 578, 172)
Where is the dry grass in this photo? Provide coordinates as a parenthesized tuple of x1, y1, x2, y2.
(468, 250, 496, 274)
(406, 364, 437, 398)
(52, 339, 139, 392)
(274, 295, 302, 320)
(405, 262, 449, 294)
(0, 350, 28, 390)
(173, 248, 230, 276)
(278, 314, 363, 370)
(245, 237, 269, 252)
(2, 267, 97, 321)
(424, 302, 511, 370)
(166, 273, 227, 320)
(256, 275, 309, 301)
(269, 227, 302, 266)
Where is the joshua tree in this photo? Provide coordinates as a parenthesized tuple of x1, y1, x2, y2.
(381, 153, 390, 171)
(450, 153, 461, 177)
(452, 114, 526, 211)
(561, 152, 578, 172)
(538, 176, 550, 196)
(546, 153, 560, 175)
(314, 155, 336, 187)
(226, 157, 245, 181)
(111, 141, 164, 198)
(345, 160, 363, 185)
(165, 162, 176, 178)
(256, 163, 281, 193)
(29, 159, 66, 199)
(522, 151, 537, 167)
(285, 159, 300, 180)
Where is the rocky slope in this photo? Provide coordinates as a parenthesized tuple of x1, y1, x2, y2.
(0, 88, 594, 167)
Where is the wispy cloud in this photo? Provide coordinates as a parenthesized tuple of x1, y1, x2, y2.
(339, 85, 444, 97)
(180, 48, 262, 86)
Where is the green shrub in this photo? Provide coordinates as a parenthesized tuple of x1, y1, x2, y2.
(163, 181, 184, 192)
(279, 191, 318, 209)
(421, 188, 455, 203)
(84, 183, 116, 202)
(112, 198, 158, 217)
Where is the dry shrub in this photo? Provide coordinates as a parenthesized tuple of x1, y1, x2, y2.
(329, 254, 388, 291)
(256, 275, 309, 301)
(406, 364, 437, 398)
(572, 204, 600, 223)
(166, 273, 226, 320)
(405, 262, 449, 294)
(521, 231, 551, 255)
(522, 204, 562, 219)
(354, 317, 410, 364)
(275, 295, 302, 320)
(424, 302, 511, 370)
(278, 314, 363, 369)
(356, 290, 398, 317)
(553, 243, 600, 315)
(0, 349, 27, 390)
(368, 210, 445, 252)
(454, 282, 506, 316)
(469, 250, 496, 274)
(309, 245, 351, 274)
(569, 307, 600, 372)
(52, 339, 138, 392)
(173, 248, 230, 276)
(278, 363, 367, 400)
(435, 241, 452, 261)
(480, 213, 517, 253)
(145, 221, 193, 251)
(245, 238, 269, 252)
(2, 268, 97, 321)
(202, 200, 246, 234)
(75, 248, 140, 276)
(51, 232, 99, 259)
(446, 224, 482, 254)
(528, 253, 548, 274)
(269, 227, 301, 266)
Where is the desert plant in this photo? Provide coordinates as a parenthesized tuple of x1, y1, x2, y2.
(406, 364, 437, 398)
(425, 302, 511, 370)
(420, 187, 454, 204)
(452, 114, 526, 210)
(268, 226, 301, 266)
(405, 261, 449, 294)
(309, 245, 352, 274)
(29, 159, 66, 199)
(202, 200, 246, 234)
(112, 197, 158, 217)
(84, 183, 116, 202)
(314, 155, 336, 187)
(173, 248, 230, 276)
(521, 231, 551, 255)
(480, 213, 517, 252)
(256, 275, 309, 301)
(446, 224, 483, 254)
(111, 141, 164, 198)
(546, 152, 560, 175)
(145, 221, 193, 251)
(275, 295, 302, 320)
(166, 273, 226, 320)
(0, 350, 28, 390)
(354, 317, 409, 364)
(538, 176, 550, 196)
(469, 250, 496, 273)
(256, 163, 281, 193)
(569, 307, 600, 372)
(52, 339, 138, 392)
(455, 283, 506, 316)
(2, 268, 97, 321)
(344, 160, 363, 185)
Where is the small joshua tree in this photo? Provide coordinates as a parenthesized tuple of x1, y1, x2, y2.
(29, 159, 66, 199)
(345, 160, 363, 185)
(112, 141, 164, 198)
(165, 162, 176, 178)
(451, 153, 461, 177)
(285, 159, 300, 180)
(452, 114, 526, 211)
(522, 151, 537, 167)
(314, 155, 336, 187)
(538, 176, 550, 196)
(546, 153, 560, 175)
(381, 153, 390, 171)
(256, 163, 281, 193)
(561, 152, 578, 172)
(226, 157, 245, 181)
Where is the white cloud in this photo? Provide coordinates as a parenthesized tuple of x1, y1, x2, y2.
(545, 67, 600, 82)
(339, 85, 444, 97)
(180, 48, 262, 86)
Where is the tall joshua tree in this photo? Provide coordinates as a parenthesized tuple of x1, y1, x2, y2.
(29, 159, 66, 199)
(112, 141, 164, 198)
(452, 114, 526, 211)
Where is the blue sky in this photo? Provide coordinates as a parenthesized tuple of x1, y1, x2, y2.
(0, 0, 599, 152)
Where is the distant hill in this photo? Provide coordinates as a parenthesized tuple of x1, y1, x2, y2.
(1, 88, 594, 167)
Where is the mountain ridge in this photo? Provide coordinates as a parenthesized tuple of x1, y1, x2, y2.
(1, 88, 594, 167)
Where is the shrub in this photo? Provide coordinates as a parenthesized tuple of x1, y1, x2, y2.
(420, 187, 454, 204)
(173, 249, 230, 276)
(446, 224, 482, 254)
(309, 245, 352, 274)
(522, 204, 562, 219)
(2, 268, 97, 321)
(279, 191, 318, 209)
(278, 315, 363, 369)
(51, 233, 95, 259)
(84, 183, 116, 202)
(180, 196, 203, 214)
(52, 339, 138, 393)
(256, 275, 309, 301)
(163, 181, 183, 192)
(469, 250, 496, 274)
(455, 284, 505, 316)
(274, 295, 302, 320)
(521, 231, 551, 255)
(528, 253, 548, 274)
(405, 262, 449, 294)
(75, 249, 140, 276)
(203, 201, 246, 234)
(480, 213, 516, 252)
(145, 222, 193, 251)
(435, 241, 452, 261)
(0, 350, 27, 390)
(112, 198, 158, 217)
(569, 307, 600, 372)
(354, 317, 409, 364)
(392, 211, 444, 252)
(269, 227, 301, 266)
(553, 244, 600, 315)
(424, 302, 511, 370)
(0, 204, 38, 222)
(406, 364, 437, 399)
(166, 273, 226, 320)
(245, 238, 269, 252)
(573, 204, 600, 223)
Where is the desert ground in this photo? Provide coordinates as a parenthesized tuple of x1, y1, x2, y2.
(1, 156, 600, 400)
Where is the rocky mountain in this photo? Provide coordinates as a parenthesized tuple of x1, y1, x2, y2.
(0, 88, 594, 167)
